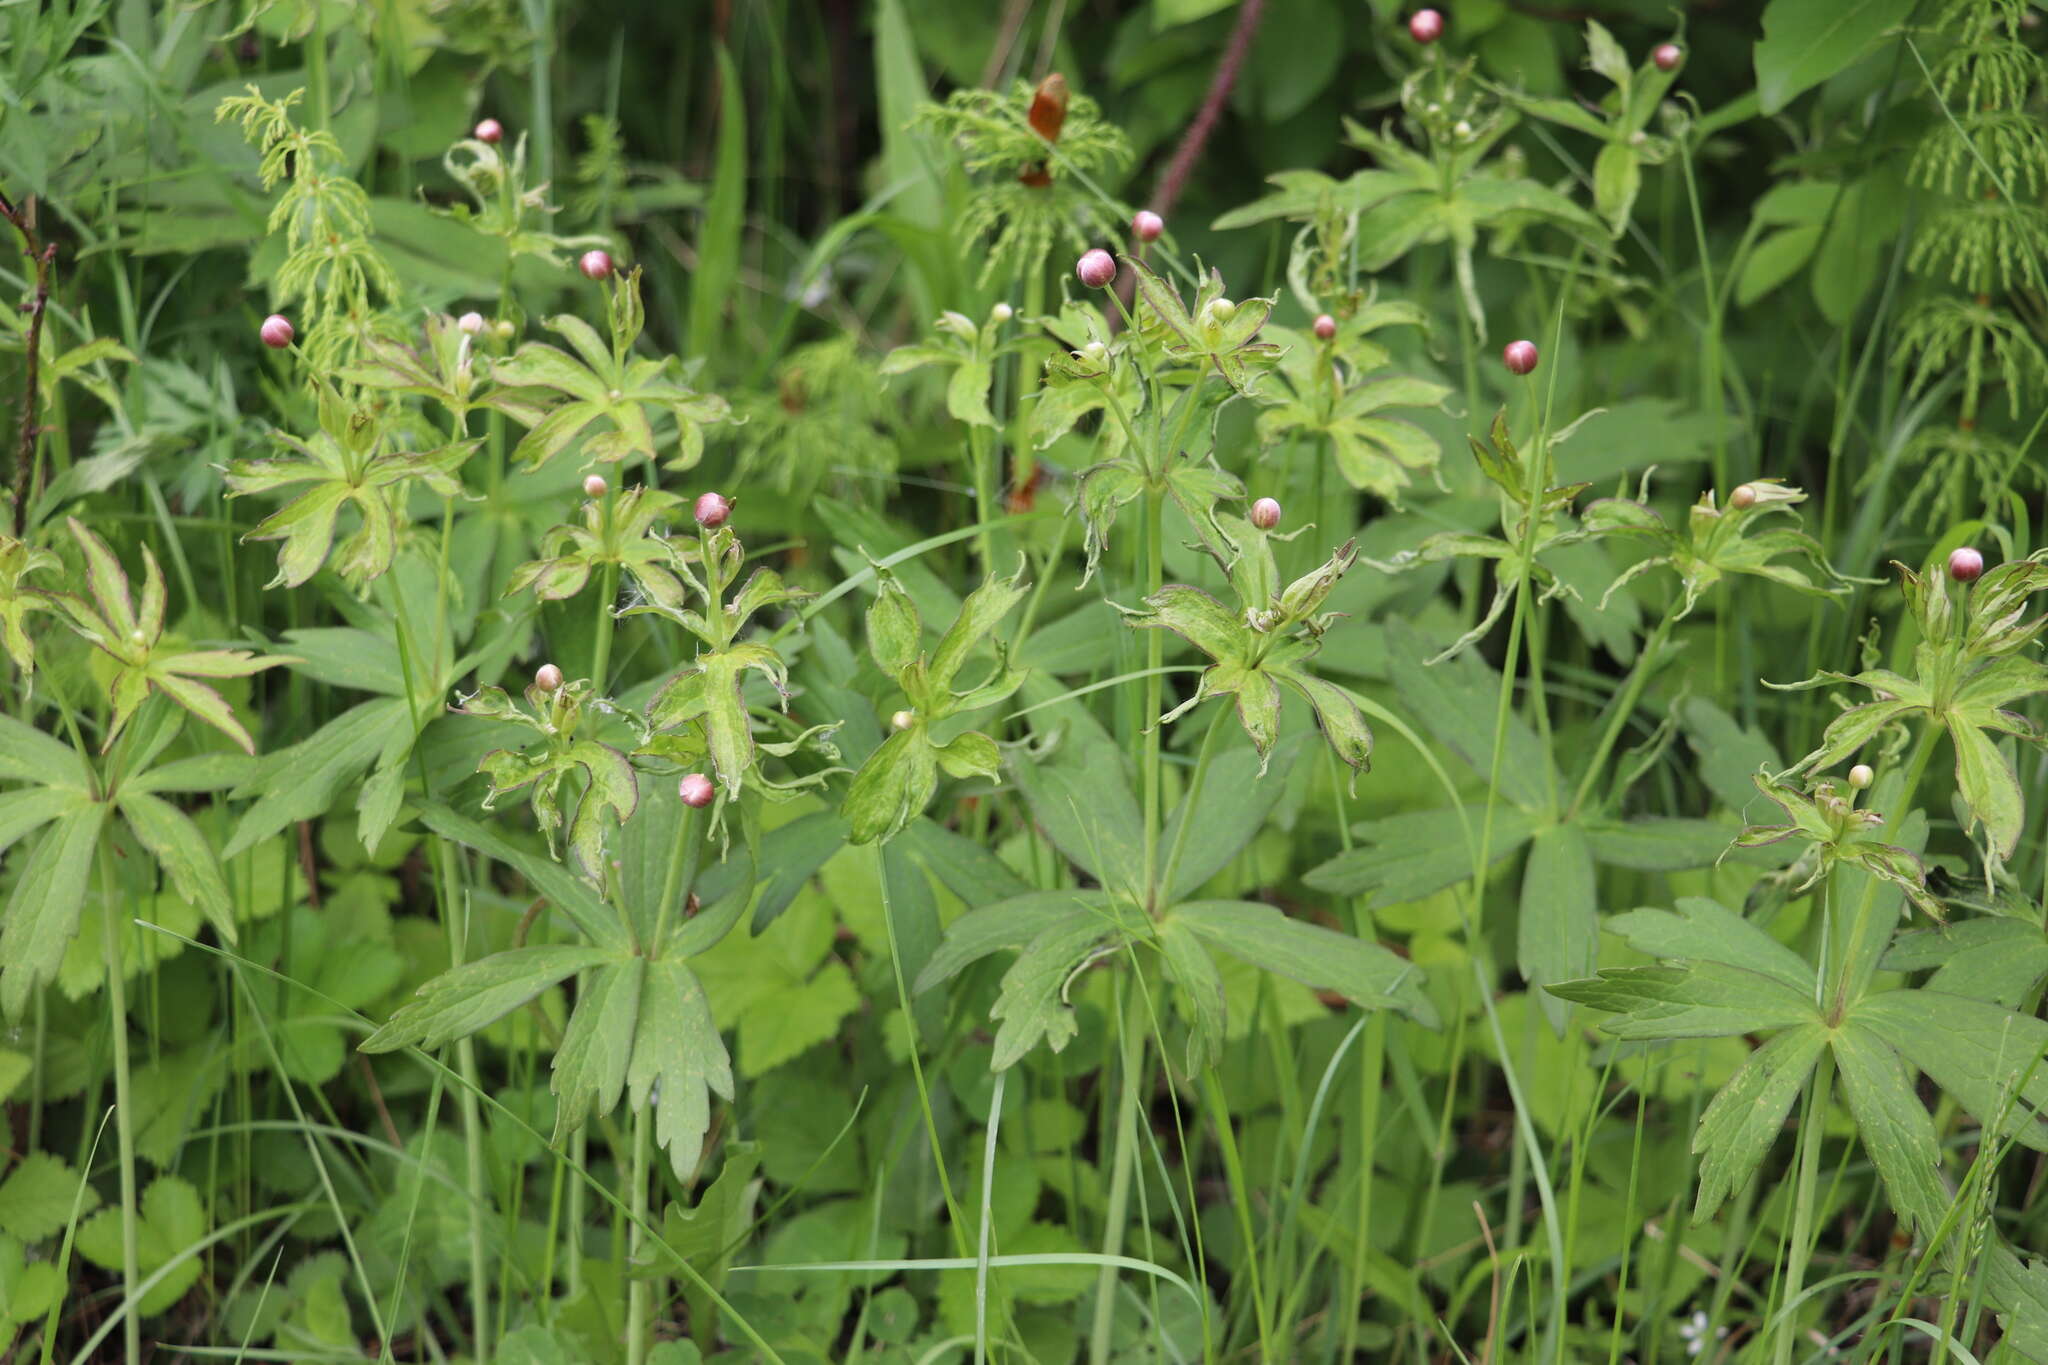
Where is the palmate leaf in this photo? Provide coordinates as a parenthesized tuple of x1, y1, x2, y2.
(0, 802, 111, 1019)
(1691, 1023, 1829, 1222)
(1856, 989, 2048, 1151)
(1547, 961, 1820, 1040)
(361, 945, 617, 1052)
(989, 909, 1120, 1072)
(625, 959, 735, 1180)
(1170, 900, 1437, 1026)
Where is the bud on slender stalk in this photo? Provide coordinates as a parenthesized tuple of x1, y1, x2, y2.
(1502, 339, 1539, 375)
(583, 474, 608, 499)
(1950, 546, 1985, 583)
(1313, 314, 1337, 341)
(1132, 210, 1164, 242)
(474, 118, 503, 144)
(259, 314, 294, 349)
(1730, 484, 1757, 510)
(991, 302, 1014, 324)
(1250, 498, 1282, 531)
(579, 249, 614, 281)
(1653, 43, 1683, 72)
(535, 663, 564, 692)
(891, 709, 916, 732)
(678, 773, 715, 808)
(1848, 763, 1874, 790)
(694, 491, 732, 529)
(458, 311, 486, 335)
(1077, 249, 1117, 289)
(1409, 8, 1444, 43)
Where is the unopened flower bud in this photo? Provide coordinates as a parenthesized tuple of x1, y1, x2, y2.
(1313, 313, 1337, 340)
(458, 311, 486, 335)
(1132, 210, 1164, 242)
(1950, 546, 1985, 583)
(492, 319, 516, 341)
(1848, 763, 1874, 790)
(678, 773, 715, 808)
(1083, 340, 1108, 365)
(1250, 497, 1282, 531)
(1502, 339, 1539, 375)
(583, 474, 608, 498)
(1077, 249, 1117, 289)
(578, 249, 614, 281)
(259, 314, 294, 349)
(694, 491, 732, 529)
(1730, 484, 1757, 510)
(1409, 8, 1444, 43)
(991, 302, 1014, 324)
(1653, 43, 1683, 72)
(890, 709, 916, 731)
(535, 663, 564, 692)
(474, 118, 503, 144)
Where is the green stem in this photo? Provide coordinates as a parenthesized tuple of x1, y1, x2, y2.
(592, 561, 621, 691)
(1139, 490, 1166, 906)
(970, 422, 997, 572)
(1566, 613, 1677, 820)
(97, 840, 141, 1365)
(626, 1104, 652, 1365)
(1201, 1067, 1275, 1358)
(1155, 703, 1230, 904)
(1774, 1049, 1836, 1365)
(1087, 979, 1146, 1365)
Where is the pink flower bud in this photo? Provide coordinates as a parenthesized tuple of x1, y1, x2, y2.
(1250, 497, 1282, 531)
(1077, 249, 1117, 289)
(259, 314, 294, 349)
(1848, 763, 1874, 790)
(1409, 8, 1444, 43)
(1502, 339, 1539, 375)
(694, 491, 732, 529)
(1132, 210, 1164, 243)
(579, 249, 614, 281)
(535, 663, 564, 692)
(1729, 484, 1757, 510)
(1313, 313, 1337, 341)
(1653, 43, 1683, 72)
(474, 118, 503, 144)
(583, 474, 608, 498)
(458, 311, 486, 335)
(1949, 546, 1985, 583)
(678, 773, 716, 808)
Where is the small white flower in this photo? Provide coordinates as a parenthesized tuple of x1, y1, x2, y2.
(1677, 1310, 1726, 1358)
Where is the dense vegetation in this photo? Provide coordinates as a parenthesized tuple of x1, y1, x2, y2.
(7, 0, 2048, 1361)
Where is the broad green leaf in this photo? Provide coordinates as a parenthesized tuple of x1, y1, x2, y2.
(1519, 823, 1595, 1035)
(75, 1175, 207, 1315)
(1691, 1024, 1827, 1222)
(1551, 961, 1819, 1039)
(0, 802, 112, 1019)
(1755, 0, 1914, 114)
(1604, 897, 1816, 993)
(842, 729, 938, 847)
(1159, 734, 1304, 903)
(1157, 920, 1226, 1075)
(0, 787, 84, 856)
(1385, 621, 1552, 810)
(1833, 1022, 1952, 1236)
(118, 791, 236, 944)
(1305, 804, 1539, 905)
(1007, 754, 1145, 900)
(900, 818, 1032, 908)
(660, 1139, 761, 1283)
(990, 909, 1118, 1071)
(0, 1152, 99, 1243)
(553, 957, 646, 1136)
(628, 959, 735, 1180)
(1172, 900, 1436, 1026)
(915, 891, 1117, 993)
(1950, 721, 2024, 857)
(417, 803, 631, 952)
(0, 716, 89, 791)
(360, 945, 617, 1053)
(1582, 819, 1734, 871)
(1856, 989, 2048, 1151)
(223, 699, 406, 858)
